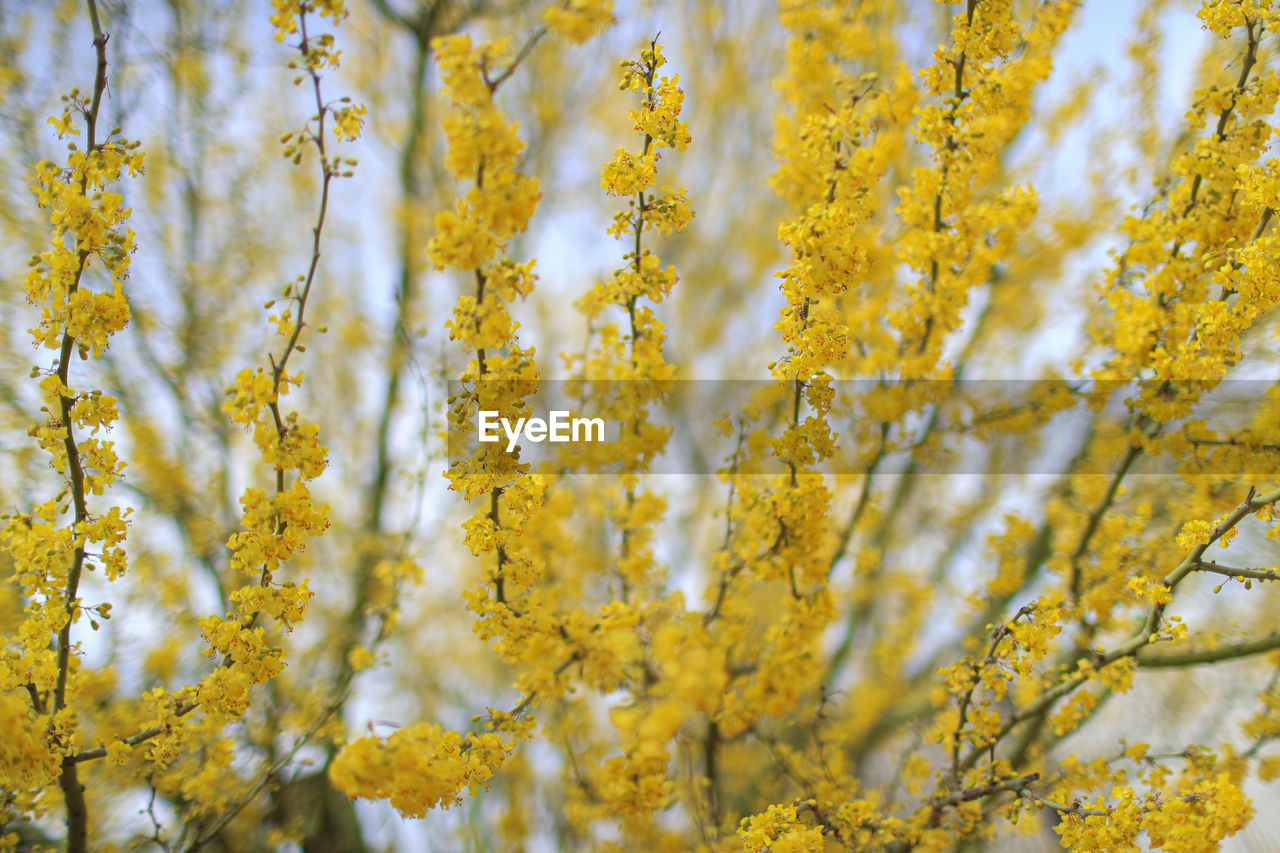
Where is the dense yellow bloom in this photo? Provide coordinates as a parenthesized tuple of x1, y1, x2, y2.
(600, 147, 657, 196)
(329, 724, 510, 817)
(6, 0, 1280, 850)
(543, 0, 615, 44)
(738, 803, 826, 852)
(0, 691, 59, 789)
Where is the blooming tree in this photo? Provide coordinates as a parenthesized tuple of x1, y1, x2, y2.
(1, 0, 1280, 851)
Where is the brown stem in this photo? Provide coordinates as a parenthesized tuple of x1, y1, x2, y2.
(917, 0, 978, 356)
(54, 2, 111, 849)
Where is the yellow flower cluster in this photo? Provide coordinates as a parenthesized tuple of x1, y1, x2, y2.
(1, 80, 144, 825)
(738, 802, 826, 852)
(1096, 10, 1279, 416)
(577, 40, 689, 470)
(542, 0, 614, 45)
(541, 47, 697, 826)
(0, 689, 60, 790)
(180, 0, 349, 756)
(728, 1, 1086, 843)
(429, 30, 549, 658)
(596, 44, 692, 241)
(432, 30, 544, 507)
(894, 0, 1075, 376)
(332, 7, 614, 818)
(1054, 772, 1252, 852)
(722, 5, 913, 838)
(329, 724, 510, 817)
(24, 131, 141, 355)
(270, 0, 347, 70)
(428, 37, 541, 271)
(1197, 0, 1280, 37)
